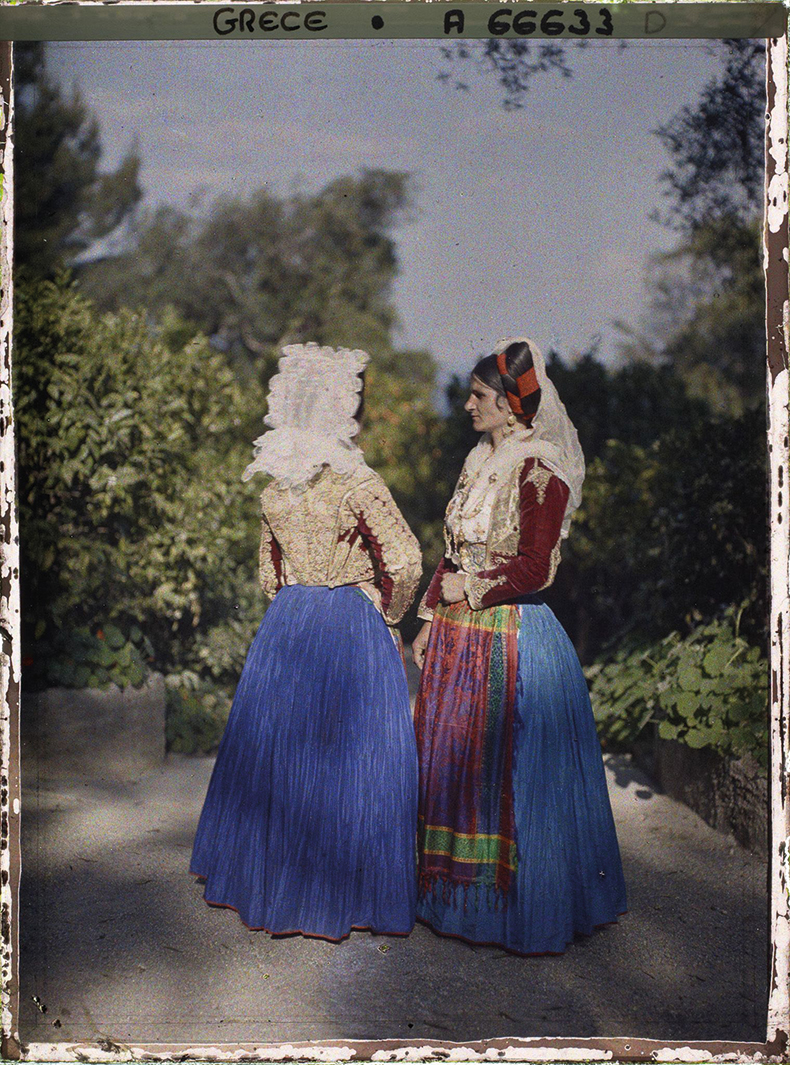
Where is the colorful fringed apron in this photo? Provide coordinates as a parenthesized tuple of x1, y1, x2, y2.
(415, 600, 520, 904)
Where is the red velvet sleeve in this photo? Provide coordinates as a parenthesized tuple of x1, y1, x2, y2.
(258, 514, 284, 600)
(465, 460, 569, 610)
(347, 475, 422, 625)
(355, 514, 394, 616)
(421, 556, 456, 615)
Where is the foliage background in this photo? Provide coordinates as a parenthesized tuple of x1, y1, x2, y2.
(14, 40, 769, 762)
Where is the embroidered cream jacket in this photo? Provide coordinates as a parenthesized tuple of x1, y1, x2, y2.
(259, 465, 422, 626)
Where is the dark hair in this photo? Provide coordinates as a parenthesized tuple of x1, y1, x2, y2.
(471, 340, 541, 424)
(354, 370, 366, 425)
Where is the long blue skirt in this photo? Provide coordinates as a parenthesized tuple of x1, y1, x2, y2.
(190, 584, 418, 939)
(415, 598, 626, 955)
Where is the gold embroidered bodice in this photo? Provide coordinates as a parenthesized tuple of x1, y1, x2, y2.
(258, 466, 422, 626)
(446, 453, 547, 568)
(418, 455, 567, 618)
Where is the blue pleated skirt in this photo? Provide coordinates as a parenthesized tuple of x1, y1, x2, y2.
(415, 598, 627, 955)
(190, 584, 418, 940)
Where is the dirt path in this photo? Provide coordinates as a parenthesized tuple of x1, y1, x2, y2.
(19, 749, 767, 1049)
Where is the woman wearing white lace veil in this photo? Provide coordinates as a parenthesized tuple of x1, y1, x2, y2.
(412, 337, 626, 955)
(191, 342, 422, 939)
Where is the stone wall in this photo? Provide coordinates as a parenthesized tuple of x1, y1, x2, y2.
(636, 728, 768, 857)
(22, 674, 166, 779)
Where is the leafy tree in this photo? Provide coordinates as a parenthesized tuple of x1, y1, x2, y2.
(360, 355, 457, 605)
(14, 270, 450, 705)
(546, 351, 709, 460)
(617, 41, 765, 412)
(15, 273, 266, 696)
(75, 167, 452, 606)
(78, 170, 412, 373)
(438, 39, 577, 108)
(555, 406, 767, 661)
(659, 220, 764, 412)
(648, 408, 767, 635)
(653, 39, 765, 233)
(13, 43, 142, 278)
(618, 218, 764, 414)
(549, 438, 658, 662)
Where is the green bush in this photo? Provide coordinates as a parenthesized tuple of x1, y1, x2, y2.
(165, 673, 233, 755)
(14, 275, 452, 750)
(26, 623, 152, 691)
(586, 605, 769, 769)
(556, 407, 767, 661)
(15, 274, 267, 709)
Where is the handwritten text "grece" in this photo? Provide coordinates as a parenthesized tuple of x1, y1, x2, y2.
(213, 7, 328, 34)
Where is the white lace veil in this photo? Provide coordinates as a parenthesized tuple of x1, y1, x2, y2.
(242, 342, 371, 487)
(492, 336, 586, 537)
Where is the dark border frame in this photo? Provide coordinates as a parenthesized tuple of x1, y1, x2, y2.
(1, 8, 787, 1059)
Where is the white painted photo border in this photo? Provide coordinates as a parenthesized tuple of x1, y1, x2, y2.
(0, 4, 787, 1060)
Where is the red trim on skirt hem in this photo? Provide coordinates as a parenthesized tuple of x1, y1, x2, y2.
(190, 869, 413, 942)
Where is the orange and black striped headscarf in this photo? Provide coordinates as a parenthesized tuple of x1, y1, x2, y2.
(496, 346, 540, 416)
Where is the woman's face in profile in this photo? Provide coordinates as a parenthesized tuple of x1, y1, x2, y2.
(464, 375, 510, 435)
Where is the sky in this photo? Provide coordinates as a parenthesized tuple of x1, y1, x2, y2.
(48, 38, 728, 384)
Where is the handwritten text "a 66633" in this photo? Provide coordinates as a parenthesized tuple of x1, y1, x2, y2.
(444, 7, 614, 36)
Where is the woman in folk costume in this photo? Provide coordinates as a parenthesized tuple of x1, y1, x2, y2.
(191, 342, 422, 940)
(411, 336, 626, 955)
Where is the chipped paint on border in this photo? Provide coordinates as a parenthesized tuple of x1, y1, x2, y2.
(0, 32, 20, 1064)
(768, 32, 789, 233)
(765, 24, 790, 1054)
(15, 1040, 783, 1063)
(2, 5, 790, 1065)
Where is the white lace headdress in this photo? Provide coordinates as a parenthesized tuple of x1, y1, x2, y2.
(242, 342, 370, 487)
(490, 336, 586, 537)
